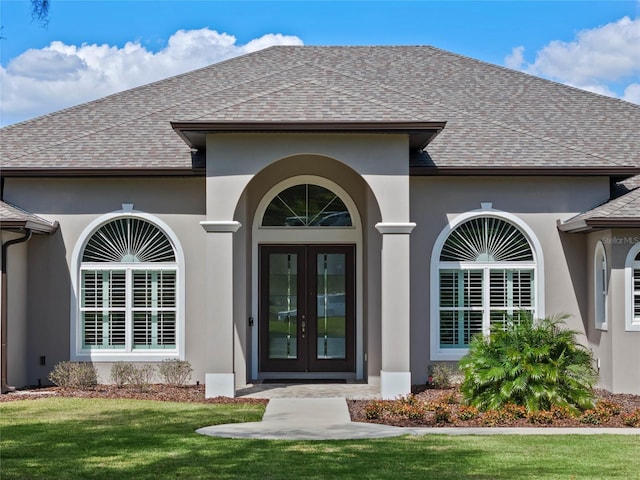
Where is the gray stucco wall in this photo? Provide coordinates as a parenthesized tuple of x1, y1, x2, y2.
(409, 176, 609, 384)
(590, 229, 640, 394)
(3, 177, 207, 386)
(1, 232, 29, 387)
(5, 170, 636, 394)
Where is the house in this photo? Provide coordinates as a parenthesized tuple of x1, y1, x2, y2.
(1, 46, 639, 398)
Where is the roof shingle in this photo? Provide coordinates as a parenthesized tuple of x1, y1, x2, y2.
(1, 46, 639, 173)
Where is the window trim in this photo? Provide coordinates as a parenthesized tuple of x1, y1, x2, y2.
(71, 207, 185, 361)
(430, 206, 544, 361)
(594, 241, 608, 331)
(624, 242, 640, 332)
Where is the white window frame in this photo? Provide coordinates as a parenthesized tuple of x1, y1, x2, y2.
(430, 205, 544, 361)
(624, 242, 640, 332)
(594, 241, 608, 330)
(71, 206, 185, 361)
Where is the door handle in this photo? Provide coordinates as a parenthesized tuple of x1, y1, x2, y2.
(301, 316, 306, 337)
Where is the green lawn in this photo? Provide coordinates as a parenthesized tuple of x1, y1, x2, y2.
(1, 398, 639, 480)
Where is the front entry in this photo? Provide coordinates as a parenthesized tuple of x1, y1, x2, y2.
(259, 245, 355, 373)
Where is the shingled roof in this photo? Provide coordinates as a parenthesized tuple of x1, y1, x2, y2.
(559, 176, 640, 232)
(1, 46, 639, 175)
(0, 201, 58, 233)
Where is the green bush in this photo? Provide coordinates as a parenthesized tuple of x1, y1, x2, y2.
(48, 361, 98, 389)
(157, 359, 193, 387)
(459, 313, 597, 413)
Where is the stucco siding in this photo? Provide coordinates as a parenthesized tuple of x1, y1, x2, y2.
(607, 229, 640, 394)
(3, 177, 207, 386)
(410, 176, 609, 384)
(1, 233, 29, 387)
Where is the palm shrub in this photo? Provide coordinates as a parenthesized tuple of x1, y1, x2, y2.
(459, 313, 597, 414)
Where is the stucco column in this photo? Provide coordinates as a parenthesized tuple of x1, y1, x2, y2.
(375, 222, 415, 399)
(201, 221, 241, 398)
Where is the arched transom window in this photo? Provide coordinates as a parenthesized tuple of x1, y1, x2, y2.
(262, 184, 352, 227)
(80, 217, 178, 352)
(437, 216, 536, 350)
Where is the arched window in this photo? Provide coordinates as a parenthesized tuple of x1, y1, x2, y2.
(262, 184, 352, 227)
(434, 215, 537, 357)
(594, 241, 608, 330)
(79, 217, 179, 353)
(624, 243, 640, 332)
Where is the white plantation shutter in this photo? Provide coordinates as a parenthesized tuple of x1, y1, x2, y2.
(80, 217, 177, 353)
(634, 264, 640, 322)
(438, 217, 536, 349)
(489, 269, 534, 329)
(132, 271, 177, 349)
(81, 271, 126, 348)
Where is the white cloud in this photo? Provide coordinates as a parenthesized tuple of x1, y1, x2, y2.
(504, 46, 525, 70)
(528, 16, 640, 84)
(505, 16, 640, 105)
(623, 83, 640, 104)
(1, 28, 303, 125)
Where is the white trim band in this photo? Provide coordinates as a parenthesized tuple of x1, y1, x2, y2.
(375, 222, 416, 234)
(200, 221, 242, 233)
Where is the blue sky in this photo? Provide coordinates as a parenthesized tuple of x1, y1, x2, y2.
(1, 1, 639, 126)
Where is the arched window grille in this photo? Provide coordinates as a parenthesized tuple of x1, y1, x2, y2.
(437, 216, 536, 349)
(262, 184, 352, 227)
(80, 217, 178, 352)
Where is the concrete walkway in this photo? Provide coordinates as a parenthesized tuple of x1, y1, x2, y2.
(197, 398, 409, 440)
(196, 395, 640, 440)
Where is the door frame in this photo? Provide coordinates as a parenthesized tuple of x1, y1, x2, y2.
(259, 244, 356, 373)
(251, 175, 363, 380)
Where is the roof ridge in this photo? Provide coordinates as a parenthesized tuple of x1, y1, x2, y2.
(197, 63, 432, 121)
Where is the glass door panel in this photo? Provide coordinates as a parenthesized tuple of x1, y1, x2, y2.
(268, 253, 298, 359)
(316, 253, 346, 359)
(260, 245, 354, 373)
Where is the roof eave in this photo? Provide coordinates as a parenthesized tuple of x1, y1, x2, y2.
(170, 120, 447, 151)
(0, 167, 205, 178)
(558, 217, 640, 233)
(0, 220, 59, 234)
(410, 166, 640, 177)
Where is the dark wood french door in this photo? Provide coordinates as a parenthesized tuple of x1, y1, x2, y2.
(259, 245, 355, 373)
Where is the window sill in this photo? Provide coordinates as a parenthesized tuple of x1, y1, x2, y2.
(430, 349, 468, 361)
(72, 351, 182, 362)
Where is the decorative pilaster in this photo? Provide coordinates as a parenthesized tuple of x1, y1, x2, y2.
(375, 222, 416, 399)
(201, 221, 241, 398)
